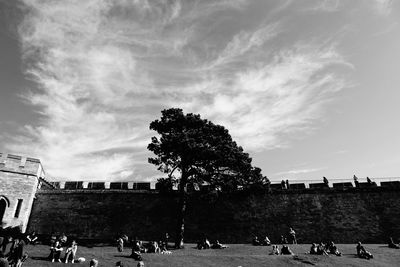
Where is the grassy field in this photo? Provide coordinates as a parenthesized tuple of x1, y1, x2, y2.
(24, 243, 400, 267)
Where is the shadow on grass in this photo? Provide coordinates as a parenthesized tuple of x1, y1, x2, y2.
(292, 255, 316, 265)
(114, 255, 133, 258)
(30, 256, 50, 261)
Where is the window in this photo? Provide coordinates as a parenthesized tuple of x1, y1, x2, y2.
(14, 199, 23, 218)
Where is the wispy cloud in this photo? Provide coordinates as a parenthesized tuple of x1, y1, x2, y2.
(373, 0, 393, 15)
(7, 0, 351, 180)
(275, 168, 323, 176)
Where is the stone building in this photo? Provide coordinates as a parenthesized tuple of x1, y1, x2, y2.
(0, 152, 51, 232)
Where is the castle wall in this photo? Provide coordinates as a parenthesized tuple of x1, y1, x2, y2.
(28, 187, 400, 243)
(0, 153, 43, 231)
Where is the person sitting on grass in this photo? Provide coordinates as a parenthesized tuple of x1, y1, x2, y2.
(148, 241, 160, 253)
(388, 237, 399, 249)
(327, 241, 341, 256)
(356, 242, 373, 260)
(26, 231, 38, 245)
(309, 243, 318, 255)
(64, 240, 78, 263)
(116, 261, 124, 267)
(131, 241, 143, 261)
(89, 258, 98, 267)
(280, 245, 293, 255)
(137, 261, 145, 267)
(59, 233, 68, 247)
(252, 236, 261, 246)
(197, 237, 211, 250)
(49, 240, 63, 262)
(133, 240, 146, 253)
(211, 240, 228, 249)
(262, 236, 271, 246)
(117, 236, 124, 252)
(0, 251, 8, 267)
(8, 234, 28, 267)
(269, 245, 280, 255)
(317, 242, 329, 256)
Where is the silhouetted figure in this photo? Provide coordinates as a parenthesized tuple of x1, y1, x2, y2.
(323, 177, 329, 187)
(366, 177, 377, 186)
(252, 236, 261, 246)
(286, 180, 290, 189)
(353, 175, 359, 187)
(281, 180, 286, 189)
(280, 245, 293, 255)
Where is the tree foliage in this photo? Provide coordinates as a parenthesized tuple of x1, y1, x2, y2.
(148, 108, 268, 190)
(148, 108, 268, 247)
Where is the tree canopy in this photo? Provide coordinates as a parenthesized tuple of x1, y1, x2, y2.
(148, 108, 268, 247)
(148, 108, 268, 191)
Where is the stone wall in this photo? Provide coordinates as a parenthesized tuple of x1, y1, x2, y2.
(28, 187, 400, 243)
(0, 153, 43, 231)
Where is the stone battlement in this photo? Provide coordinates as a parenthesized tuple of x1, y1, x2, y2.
(0, 152, 44, 178)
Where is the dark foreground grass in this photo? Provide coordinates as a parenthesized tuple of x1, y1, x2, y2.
(24, 244, 400, 267)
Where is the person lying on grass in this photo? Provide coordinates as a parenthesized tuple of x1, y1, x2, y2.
(211, 240, 228, 249)
(388, 237, 399, 249)
(356, 242, 373, 260)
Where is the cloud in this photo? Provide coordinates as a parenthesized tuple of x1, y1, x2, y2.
(8, 0, 350, 181)
(373, 0, 393, 15)
(275, 168, 323, 176)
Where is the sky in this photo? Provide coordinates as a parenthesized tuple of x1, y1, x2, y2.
(0, 0, 400, 183)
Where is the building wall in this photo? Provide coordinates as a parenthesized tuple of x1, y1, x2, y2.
(28, 187, 400, 243)
(0, 153, 43, 231)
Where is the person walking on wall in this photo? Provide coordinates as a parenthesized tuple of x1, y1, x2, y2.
(289, 227, 297, 244)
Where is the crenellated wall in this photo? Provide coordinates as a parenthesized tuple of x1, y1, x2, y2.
(27, 186, 400, 244)
(0, 153, 45, 231)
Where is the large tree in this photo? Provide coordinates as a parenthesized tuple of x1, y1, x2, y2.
(148, 108, 268, 248)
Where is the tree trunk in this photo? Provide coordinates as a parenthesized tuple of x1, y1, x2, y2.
(175, 168, 188, 249)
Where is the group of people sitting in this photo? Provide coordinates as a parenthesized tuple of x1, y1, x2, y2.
(196, 238, 228, 249)
(129, 237, 171, 261)
(48, 233, 78, 263)
(252, 236, 271, 246)
(269, 245, 293, 255)
(0, 226, 29, 267)
(309, 241, 341, 256)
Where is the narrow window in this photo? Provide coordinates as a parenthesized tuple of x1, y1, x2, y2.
(14, 199, 23, 218)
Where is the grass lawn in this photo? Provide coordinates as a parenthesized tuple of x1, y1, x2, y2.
(24, 244, 400, 267)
